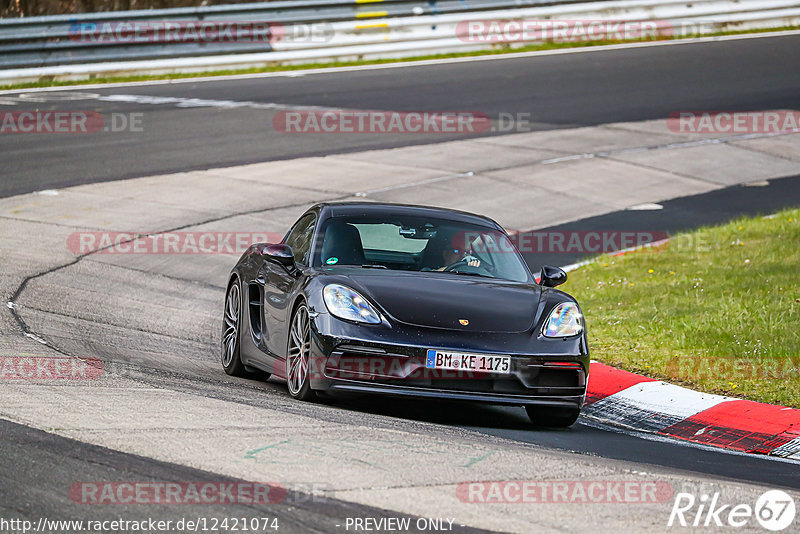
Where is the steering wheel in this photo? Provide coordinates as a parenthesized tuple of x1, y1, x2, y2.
(443, 255, 494, 275)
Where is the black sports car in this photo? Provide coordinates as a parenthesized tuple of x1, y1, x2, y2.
(222, 202, 589, 427)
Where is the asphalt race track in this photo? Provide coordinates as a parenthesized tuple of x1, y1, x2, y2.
(1, 33, 800, 197)
(2, 31, 800, 532)
(1, 420, 491, 534)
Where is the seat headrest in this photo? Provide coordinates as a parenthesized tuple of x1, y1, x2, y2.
(321, 221, 365, 266)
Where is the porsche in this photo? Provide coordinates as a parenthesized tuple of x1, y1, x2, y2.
(222, 202, 589, 427)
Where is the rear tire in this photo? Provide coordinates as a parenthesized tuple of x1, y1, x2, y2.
(221, 278, 268, 380)
(525, 406, 580, 428)
(286, 303, 316, 401)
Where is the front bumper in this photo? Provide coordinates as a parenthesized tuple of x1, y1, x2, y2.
(307, 313, 589, 408)
(328, 380, 584, 408)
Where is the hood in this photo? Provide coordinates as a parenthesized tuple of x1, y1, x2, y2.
(339, 270, 541, 333)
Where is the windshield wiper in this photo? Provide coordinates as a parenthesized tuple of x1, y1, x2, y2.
(361, 264, 388, 269)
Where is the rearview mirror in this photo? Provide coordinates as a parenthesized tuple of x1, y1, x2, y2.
(540, 265, 567, 287)
(262, 243, 295, 268)
(399, 224, 438, 239)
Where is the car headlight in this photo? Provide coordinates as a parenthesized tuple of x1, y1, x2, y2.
(543, 302, 584, 338)
(323, 284, 382, 324)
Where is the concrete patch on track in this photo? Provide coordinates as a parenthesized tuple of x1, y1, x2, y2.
(1, 117, 800, 531)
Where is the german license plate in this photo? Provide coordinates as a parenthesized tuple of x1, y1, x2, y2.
(425, 349, 511, 374)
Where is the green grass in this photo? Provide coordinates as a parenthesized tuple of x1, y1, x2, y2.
(561, 208, 800, 407)
(2, 25, 799, 91)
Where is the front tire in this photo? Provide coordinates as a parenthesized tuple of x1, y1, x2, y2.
(222, 278, 267, 379)
(286, 303, 316, 401)
(525, 406, 580, 428)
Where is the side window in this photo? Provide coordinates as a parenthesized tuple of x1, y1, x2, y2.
(284, 213, 316, 265)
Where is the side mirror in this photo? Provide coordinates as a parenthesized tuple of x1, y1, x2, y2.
(262, 243, 296, 269)
(540, 265, 567, 287)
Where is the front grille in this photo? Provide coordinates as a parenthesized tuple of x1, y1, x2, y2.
(380, 378, 529, 394)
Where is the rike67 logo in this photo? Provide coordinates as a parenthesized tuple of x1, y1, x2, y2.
(669, 490, 796, 531)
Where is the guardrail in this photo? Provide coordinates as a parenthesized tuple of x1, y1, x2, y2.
(0, 0, 584, 68)
(0, 0, 798, 84)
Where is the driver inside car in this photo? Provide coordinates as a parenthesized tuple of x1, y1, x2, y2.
(435, 246, 481, 271)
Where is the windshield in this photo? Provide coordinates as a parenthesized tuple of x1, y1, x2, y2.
(314, 215, 532, 283)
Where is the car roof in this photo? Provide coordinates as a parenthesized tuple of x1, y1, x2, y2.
(312, 202, 502, 229)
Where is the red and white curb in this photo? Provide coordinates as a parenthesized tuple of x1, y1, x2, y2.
(552, 236, 799, 459)
(584, 362, 800, 460)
